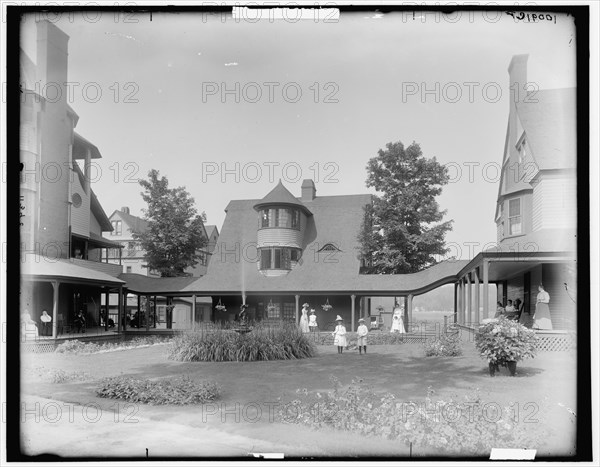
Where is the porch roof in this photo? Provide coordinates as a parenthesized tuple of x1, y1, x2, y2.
(21, 254, 125, 286)
(457, 248, 576, 282)
(118, 273, 199, 295)
(181, 259, 471, 296)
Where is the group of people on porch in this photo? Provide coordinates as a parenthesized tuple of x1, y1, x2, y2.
(494, 284, 552, 330)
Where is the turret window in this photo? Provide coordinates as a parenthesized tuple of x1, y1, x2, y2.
(259, 247, 301, 270)
(259, 208, 300, 230)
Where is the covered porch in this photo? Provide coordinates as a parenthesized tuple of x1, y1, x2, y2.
(453, 250, 577, 331)
(21, 254, 127, 341)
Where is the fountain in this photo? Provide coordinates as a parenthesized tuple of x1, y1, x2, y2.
(233, 295, 251, 334)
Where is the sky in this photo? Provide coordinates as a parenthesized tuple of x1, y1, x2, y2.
(19, 8, 577, 260)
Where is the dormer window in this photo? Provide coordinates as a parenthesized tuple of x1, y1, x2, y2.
(318, 243, 341, 252)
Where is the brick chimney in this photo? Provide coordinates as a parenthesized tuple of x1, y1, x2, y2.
(121, 206, 130, 214)
(301, 179, 316, 201)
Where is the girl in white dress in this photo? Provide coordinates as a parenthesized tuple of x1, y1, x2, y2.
(308, 309, 318, 332)
(299, 304, 310, 333)
(332, 315, 347, 354)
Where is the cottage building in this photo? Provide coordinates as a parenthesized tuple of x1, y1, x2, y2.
(178, 179, 468, 332)
(453, 54, 577, 338)
(20, 21, 125, 339)
(102, 206, 219, 277)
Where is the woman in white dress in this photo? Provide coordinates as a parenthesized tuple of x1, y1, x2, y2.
(533, 284, 553, 330)
(332, 315, 347, 354)
(299, 303, 310, 333)
(390, 307, 406, 334)
(40, 310, 52, 336)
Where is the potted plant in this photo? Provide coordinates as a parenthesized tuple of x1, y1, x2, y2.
(475, 316, 537, 376)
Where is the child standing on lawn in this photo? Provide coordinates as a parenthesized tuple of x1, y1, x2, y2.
(357, 318, 368, 354)
(332, 315, 347, 354)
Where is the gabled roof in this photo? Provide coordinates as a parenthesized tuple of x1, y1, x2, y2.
(109, 209, 149, 234)
(516, 87, 576, 171)
(253, 180, 312, 215)
(205, 225, 218, 239)
(186, 193, 370, 294)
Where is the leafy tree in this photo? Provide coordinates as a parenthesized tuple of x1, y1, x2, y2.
(358, 141, 453, 274)
(134, 169, 207, 277)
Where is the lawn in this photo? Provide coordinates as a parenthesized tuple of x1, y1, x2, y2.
(19, 331, 578, 459)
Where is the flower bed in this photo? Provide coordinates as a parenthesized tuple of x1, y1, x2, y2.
(96, 375, 219, 405)
(277, 377, 551, 456)
(54, 336, 169, 355)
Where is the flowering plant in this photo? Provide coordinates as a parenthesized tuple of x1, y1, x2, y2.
(277, 378, 551, 456)
(321, 298, 333, 312)
(215, 299, 226, 312)
(475, 316, 537, 365)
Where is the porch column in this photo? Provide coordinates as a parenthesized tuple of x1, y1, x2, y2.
(466, 273, 472, 326)
(192, 294, 197, 328)
(51, 281, 59, 339)
(473, 267, 480, 325)
(482, 260, 490, 319)
(117, 286, 123, 333)
(407, 294, 413, 331)
(453, 284, 458, 323)
(351, 295, 356, 331)
(457, 279, 463, 324)
(154, 295, 158, 328)
(104, 290, 110, 330)
(403, 296, 408, 333)
(295, 295, 300, 323)
(145, 295, 150, 331)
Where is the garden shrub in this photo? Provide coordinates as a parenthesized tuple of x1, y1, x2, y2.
(423, 328, 463, 357)
(168, 323, 316, 362)
(277, 377, 551, 456)
(96, 375, 219, 405)
(475, 317, 537, 365)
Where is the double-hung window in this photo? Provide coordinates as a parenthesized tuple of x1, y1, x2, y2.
(508, 198, 522, 235)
